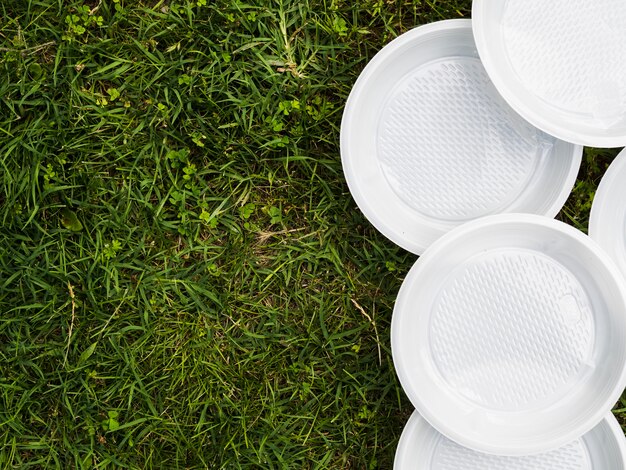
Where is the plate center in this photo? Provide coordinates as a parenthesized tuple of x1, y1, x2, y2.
(502, 0, 626, 118)
(430, 434, 591, 470)
(377, 57, 548, 222)
(429, 249, 594, 411)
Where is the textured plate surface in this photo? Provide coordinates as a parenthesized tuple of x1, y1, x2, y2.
(429, 249, 594, 410)
(395, 411, 626, 469)
(473, 0, 626, 147)
(378, 57, 540, 222)
(341, 19, 581, 254)
(392, 214, 626, 455)
(589, 148, 626, 280)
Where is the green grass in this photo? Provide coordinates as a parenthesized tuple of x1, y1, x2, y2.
(0, 0, 623, 468)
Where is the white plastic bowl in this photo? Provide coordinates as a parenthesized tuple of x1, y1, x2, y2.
(589, 148, 626, 280)
(391, 214, 626, 455)
(341, 19, 582, 255)
(395, 410, 626, 469)
(472, 0, 626, 147)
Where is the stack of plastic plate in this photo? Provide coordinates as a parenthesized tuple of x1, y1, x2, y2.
(472, 0, 626, 148)
(341, 19, 582, 255)
(391, 214, 626, 457)
(340, 2, 626, 467)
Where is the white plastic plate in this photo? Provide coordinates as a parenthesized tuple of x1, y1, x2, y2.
(341, 19, 582, 255)
(392, 214, 626, 455)
(589, 148, 626, 280)
(395, 411, 626, 469)
(472, 0, 626, 147)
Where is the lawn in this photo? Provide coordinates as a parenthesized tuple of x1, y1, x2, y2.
(0, 0, 623, 468)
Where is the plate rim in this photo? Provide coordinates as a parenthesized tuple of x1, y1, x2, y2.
(589, 148, 626, 278)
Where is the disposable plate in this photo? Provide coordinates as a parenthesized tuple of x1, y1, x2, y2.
(395, 411, 626, 469)
(341, 19, 581, 255)
(589, 148, 626, 280)
(472, 0, 626, 147)
(391, 214, 626, 455)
